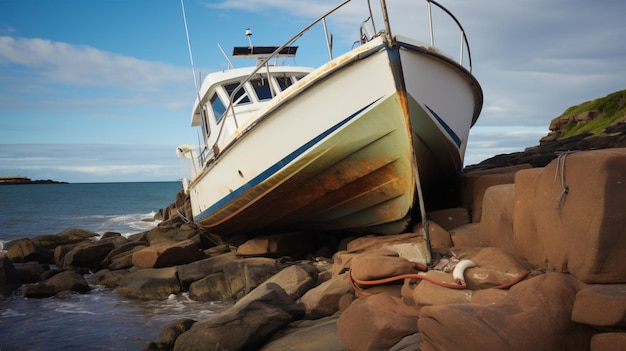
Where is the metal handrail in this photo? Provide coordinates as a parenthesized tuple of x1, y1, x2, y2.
(209, 0, 355, 156)
(209, 0, 474, 157)
(427, 0, 473, 71)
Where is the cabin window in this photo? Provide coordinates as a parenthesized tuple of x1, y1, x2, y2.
(210, 93, 226, 123)
(224, 82, 250, 105)
(251, 78, 273, 100)
(275, 76, 293, 91)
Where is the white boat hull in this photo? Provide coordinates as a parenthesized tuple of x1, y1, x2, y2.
(187, 36, 482, 237)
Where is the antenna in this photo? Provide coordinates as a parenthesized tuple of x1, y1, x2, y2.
(246, 28, 253, 48)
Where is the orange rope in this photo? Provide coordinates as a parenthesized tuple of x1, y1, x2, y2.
(347, 264, 529, 297)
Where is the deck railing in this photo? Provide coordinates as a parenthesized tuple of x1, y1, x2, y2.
(194, 0, 474, 170)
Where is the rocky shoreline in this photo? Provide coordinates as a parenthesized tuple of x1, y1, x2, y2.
(0, 175, 68, 185)
(1, 121, 625, 350)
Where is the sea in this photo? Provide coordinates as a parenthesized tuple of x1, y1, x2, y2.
(0, 182, 229, 350)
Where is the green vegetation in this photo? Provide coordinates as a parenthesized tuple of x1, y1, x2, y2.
(554, 89, 626, 139)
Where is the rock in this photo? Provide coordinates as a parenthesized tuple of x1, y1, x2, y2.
(12, 261, 49, 283)
(426, 207, 470, 231)
(591, 333, 626, 351)
(87, 268, 129, 288)
(30, 234, 88, 249)
(236, 231, 317, 258)
(389, 333, 423, 351)
(132, 239, 205, 269)
(5, 238, 53, 264)
(117, 267, 181, 300)
(571, 284, 626, 328)
(222, 257, 281, 299)
(407, 270, 472, 306)
(0, 256, 21, 296)
(260, 314, 344, 351)
(418, 272, 594, 351)
(262, 263, 318, 300)
(23, 270, 91, 298)
(300, 273, 353, 318)
(464, 247, 529, 290)
(158, 319, 197, 347)
(145, 222, 204, 245)
(479, 184, 515, 252)
(449, 223, 481, 248)
(513, 149, 626, 282)
(177, 251, 238, 284)
(188, 272, 232, 301)
(350, 249, 415, 282)
(413, 221, 452, 255)
(337, 294, 420, 351)
(57, 227, 99, 240)
(469, 172, 517, 222)
(60, 241, 116, 271)
(173, 282, 304, 351)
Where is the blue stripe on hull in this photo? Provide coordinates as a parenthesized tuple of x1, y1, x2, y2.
(195, 98, 382, 223)
(424, 104, 462, 148)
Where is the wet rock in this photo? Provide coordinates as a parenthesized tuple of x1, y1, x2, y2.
(338, 294, 420, 351)
(5, 238, 53, 264)
(117, 267, 181, 300)
(0, 256, 21, 296)
(262, 263, 318, 300)
(173, 282, 304, 351)
(12, 261, 49, 283)
(23, 270, 91, 298)
(30, 233, 89, 249)
(188, 272, 231, 301)
(87, 268, 130, 288)
(158, 318, 197, 347)
(60, 241, 116, 271)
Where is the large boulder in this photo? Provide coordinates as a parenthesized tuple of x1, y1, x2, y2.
(0, 256, 21, 296)
(338, 294, 420, 351)
(23, 270, 91, 298)
(177, 251, 238, 284)
(173, 282, 304, 351)
(131, 239, 205, 269)
(117, 267, 181, 300)
(299, 273, 353, 318)
(260, 315, 344, 351)
(5, 238, 53, 264)
(418, 272, 595, 351)
(59, 241, 116, 271)
(571, 284, 626, 328)
(513, 148, 626, 282)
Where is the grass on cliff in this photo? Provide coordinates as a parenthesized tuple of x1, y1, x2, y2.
(556, 89, 626, 139)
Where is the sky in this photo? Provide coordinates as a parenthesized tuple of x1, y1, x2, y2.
(1, 0, 625, 183)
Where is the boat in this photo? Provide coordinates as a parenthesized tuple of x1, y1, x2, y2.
(177, 0, 483, 239)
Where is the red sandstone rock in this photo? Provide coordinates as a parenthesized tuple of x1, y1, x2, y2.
(590, 333, 626, 351)
(449, 223, 481, 248)
(514, 148, 626, 283)
(479, 184, 515, 252)
(418, 272, 594, 351)
(571, 284, 626, 328)
(338, 294, 420, 351)
(471, 172, 516, 222)
(426, 208, 470, 231)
